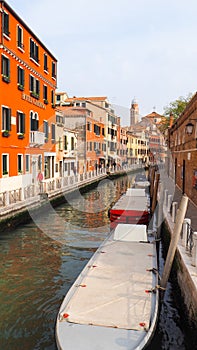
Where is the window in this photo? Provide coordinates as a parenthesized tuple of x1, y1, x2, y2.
(56, 115, 64, 124)
(44, 54, 48, 71)
(94, 124, 100, 136)
(87, 121, 91, 131)
(30, 111, 39, 131)
(17, 66, 25, 89)
(2, 106, 11, 131)
(30, 38, 39, 63)
(71, 137, 74, 150)
(51, 123, 55, 142)
(64, 135, 67, 150)
(52, 61, 56, 78)
(17, 25, 24, 50)
(38, 155, 42, 170)
(25, 155, 30, 172)
(51, 90, 55, 106)
(43, 121, 49, 141)
(2, 154, 9, 175)
(82, 102, 86, 108)
(17, 111, 25, 134)
(3, 12, 9, 37)
(43, 85, 48, 103)
(17, 154, 23, 173)
(29, 75, 40, 99)
(1, 55, 10, 82)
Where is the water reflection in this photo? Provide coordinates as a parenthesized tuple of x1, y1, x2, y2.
(0, 173, 195, 350)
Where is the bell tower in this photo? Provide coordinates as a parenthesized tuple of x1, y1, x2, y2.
(130, 97, 139, 126)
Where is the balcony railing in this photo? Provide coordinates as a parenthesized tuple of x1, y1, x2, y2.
(30, 131, 45, 146)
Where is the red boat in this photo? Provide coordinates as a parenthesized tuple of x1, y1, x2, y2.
(109, 188, 150, 229)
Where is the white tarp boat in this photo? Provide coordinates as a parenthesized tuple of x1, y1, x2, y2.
(56, 224, 159, 350)
(133, 174, 150, 189)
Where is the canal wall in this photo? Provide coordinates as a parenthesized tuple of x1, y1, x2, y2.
(0, 165, 143, 232)
(161, 183, 197, 327)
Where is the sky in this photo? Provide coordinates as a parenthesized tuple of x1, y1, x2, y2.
(7, 0, 197, 125)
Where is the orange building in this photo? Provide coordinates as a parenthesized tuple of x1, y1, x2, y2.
(58, 106, 105, 173)
(0, 1, 57, 191)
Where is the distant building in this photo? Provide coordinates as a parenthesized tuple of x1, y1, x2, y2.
(130, 97, 139, 126)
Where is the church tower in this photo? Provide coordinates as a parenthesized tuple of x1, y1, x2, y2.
(130, 97, 139, 126)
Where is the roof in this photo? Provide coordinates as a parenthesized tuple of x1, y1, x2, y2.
(145, 111, 163, 119)
(64, 96, 108, 102)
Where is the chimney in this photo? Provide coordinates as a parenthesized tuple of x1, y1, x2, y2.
(169, 113, 174, 127)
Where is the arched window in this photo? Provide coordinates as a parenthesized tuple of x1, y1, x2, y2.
(30, 111, 39, 131)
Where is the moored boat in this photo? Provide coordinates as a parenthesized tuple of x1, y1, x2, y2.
(56, 223, 159, 350)
(133, 174, 150, 189)
(109, 188, 150, 229)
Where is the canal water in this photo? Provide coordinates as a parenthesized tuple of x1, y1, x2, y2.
(0, 173, 196, 350)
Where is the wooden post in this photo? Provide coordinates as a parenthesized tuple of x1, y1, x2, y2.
(151, 173, 160, 214)
(150, 167, 155, 200)
(160, 194, 188, 291)
(157, 183, 164, 239)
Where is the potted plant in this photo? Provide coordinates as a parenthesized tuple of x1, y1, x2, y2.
(17, 132, 25, 139)
(17, 83, 24, 91)
(2, 74, 10, 83)
(2, 130, 10, 137)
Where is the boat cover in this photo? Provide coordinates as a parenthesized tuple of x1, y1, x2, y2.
(113, 223, 147, 241)
(63, 238, 154, 331)
(125, 188, 146, 197)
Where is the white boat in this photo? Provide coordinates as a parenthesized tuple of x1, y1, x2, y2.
(133, 174, 150, 189)
(56, 224, 159, 350)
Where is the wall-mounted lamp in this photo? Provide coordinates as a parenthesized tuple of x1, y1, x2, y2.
(185, 122, 194, 135)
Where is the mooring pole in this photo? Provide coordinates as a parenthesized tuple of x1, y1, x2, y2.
(160, 194, 189, 291)
(151, 173, 160, 214)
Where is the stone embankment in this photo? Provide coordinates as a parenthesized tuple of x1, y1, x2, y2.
(159, 170, 197, 327)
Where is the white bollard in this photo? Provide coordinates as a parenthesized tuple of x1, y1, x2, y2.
(167, 194, 173, 213)
(182, 218, 191, 248)
(172, 202, 178, 223)
(191, 232, 197, 267)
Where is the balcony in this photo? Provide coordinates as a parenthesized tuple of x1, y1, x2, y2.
(30, 131, 45, 146)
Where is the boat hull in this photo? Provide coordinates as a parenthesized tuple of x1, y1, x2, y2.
(56, 226, 159, 350)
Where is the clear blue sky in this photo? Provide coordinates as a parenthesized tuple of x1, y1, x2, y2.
(7, 0, 197, 124)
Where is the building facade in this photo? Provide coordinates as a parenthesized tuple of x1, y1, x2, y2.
(168, 92, 197, 205)
(0, 1, 57, 192)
